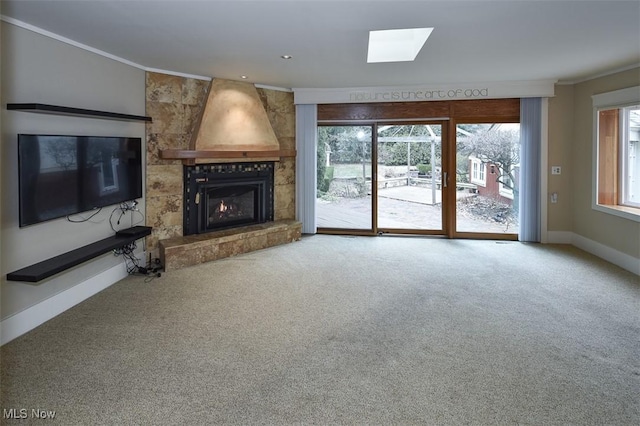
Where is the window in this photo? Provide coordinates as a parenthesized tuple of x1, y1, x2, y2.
(470, 157, 486, 186)
(499, 165, 518, 200)
(622, 107, 640, 206)
(593, 86, 640, 221)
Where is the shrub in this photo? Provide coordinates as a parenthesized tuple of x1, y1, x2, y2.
(318, 166, 334, 194)
(417, 164, 431, 175)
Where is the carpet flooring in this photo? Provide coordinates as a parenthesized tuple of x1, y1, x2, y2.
(1, 235, 639, 425)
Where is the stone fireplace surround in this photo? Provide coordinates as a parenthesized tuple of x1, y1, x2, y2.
(145, 73, 299, 270)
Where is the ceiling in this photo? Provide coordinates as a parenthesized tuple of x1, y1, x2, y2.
(1, 0, 639, 89)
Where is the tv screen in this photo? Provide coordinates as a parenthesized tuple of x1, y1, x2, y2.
(18, 134, 143, 227)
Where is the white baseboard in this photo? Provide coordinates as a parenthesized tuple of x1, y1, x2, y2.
(546, 231, 574, 244)
(1, 262, 129, 346)
(572, 234, 640, 276)
(547, 231, 640, 275)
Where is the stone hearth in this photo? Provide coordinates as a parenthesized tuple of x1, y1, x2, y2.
(159, 220, 301, 271)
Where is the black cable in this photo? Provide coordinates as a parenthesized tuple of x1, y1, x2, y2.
(110, 201, 144, 231)
(66, 208, 102, 223)
(113, 237, 163, 282)
(109, 204, 129, 232)
(113, 242, 140, 274)
(144, 272, 161, 283)
(114, 242, 163, 281)
(130, 209, 145, 227)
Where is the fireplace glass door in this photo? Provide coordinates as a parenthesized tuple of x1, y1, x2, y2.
(203, 183, 263, 232)
(183, 162, 274, 235)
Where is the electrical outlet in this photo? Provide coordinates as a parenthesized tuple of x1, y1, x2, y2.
(551, 192, 558, 203)
(551, 166, 561, 175)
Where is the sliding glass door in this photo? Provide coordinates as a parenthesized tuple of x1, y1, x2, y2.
(454, 123, 520, 236)
(316, 122, 446, 235)
(315, 99, 522, 239)
(316, 125, 373, 232)
(376, 123, 445, 233)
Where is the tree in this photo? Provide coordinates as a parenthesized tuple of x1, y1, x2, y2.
(316, 135, 327, 193)
(318, 126, 371, 164)
(459, 126, 520, 209)
(45, 138, 76, 170)
(377, 125, 441, 167)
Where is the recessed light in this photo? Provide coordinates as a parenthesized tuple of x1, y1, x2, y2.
(281, 55, 293, 59)
(241, 75, 248, 79)
(367, 27, 433, 63)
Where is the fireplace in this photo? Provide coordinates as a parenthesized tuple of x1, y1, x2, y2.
(184, 162, 274, 235)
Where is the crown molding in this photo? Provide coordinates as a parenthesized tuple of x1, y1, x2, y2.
(255, 84, 293, 93)
(145, 67, 211, 81)
(557, 63, 640, 85)
(1, 16, 213, 82)
(1, 15, 145, 70)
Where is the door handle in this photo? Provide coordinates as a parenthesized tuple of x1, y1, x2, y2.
(443, 171, 448, 188)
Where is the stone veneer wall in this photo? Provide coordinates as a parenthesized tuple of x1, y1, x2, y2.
(144, 72, 296, 257)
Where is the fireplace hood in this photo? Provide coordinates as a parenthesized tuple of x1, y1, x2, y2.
(160, 78, 295, 163)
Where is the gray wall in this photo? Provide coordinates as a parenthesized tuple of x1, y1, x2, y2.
(1, 22, 146, 320)
(571, 68, 640, 259)
(547, 84, 575, 233)
(548, 70, 640, 263)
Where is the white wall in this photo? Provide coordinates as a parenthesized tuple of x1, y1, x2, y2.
(1, 22, 146, 340)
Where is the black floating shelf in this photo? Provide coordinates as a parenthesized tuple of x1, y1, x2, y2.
(7, 103, 152, 122)
(7, 227, 152, 283)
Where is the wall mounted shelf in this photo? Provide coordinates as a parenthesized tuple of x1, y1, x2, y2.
(7, 226, 152, 283)
(7, 103, 152, 122)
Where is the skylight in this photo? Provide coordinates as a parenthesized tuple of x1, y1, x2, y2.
(367, 28, 433, 63)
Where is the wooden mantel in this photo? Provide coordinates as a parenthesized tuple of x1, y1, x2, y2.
(159, 148, 296, 163)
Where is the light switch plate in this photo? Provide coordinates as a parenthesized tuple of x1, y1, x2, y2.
(551, 166, 561, 175)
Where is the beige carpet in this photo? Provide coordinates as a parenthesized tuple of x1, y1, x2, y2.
(1, 235, 639, 425)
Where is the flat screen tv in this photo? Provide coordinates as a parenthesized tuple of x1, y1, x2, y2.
(18, 134, 143, 227)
